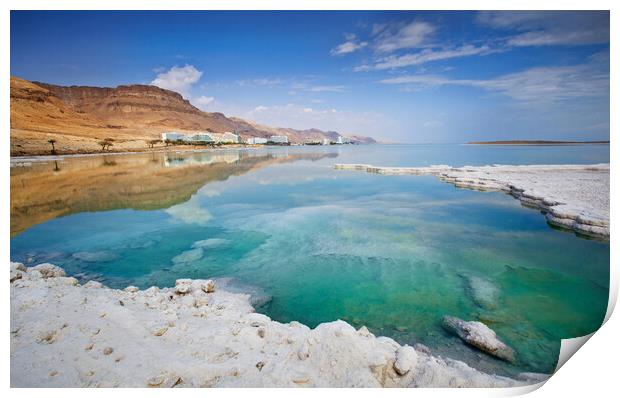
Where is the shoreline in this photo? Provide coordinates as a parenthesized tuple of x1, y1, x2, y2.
(10, 262, 548, 388)
(9, 145, 281, 164)
(334, 163, 610, 240)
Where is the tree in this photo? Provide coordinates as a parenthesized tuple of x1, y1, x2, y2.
(98, 138, 115, 151)
(47, 139, 57, 155)
(148, 139, 160, 149)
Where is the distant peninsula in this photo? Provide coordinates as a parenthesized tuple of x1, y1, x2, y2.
(467, 140, 609, 145)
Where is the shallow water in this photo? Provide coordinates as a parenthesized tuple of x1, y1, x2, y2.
(10, 144, 609, 377)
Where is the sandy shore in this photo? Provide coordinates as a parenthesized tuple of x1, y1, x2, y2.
(10, 263, 549, 388)
(334, 163, 610, 239)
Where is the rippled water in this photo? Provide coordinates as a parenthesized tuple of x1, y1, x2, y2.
(10, 144, 610, 377)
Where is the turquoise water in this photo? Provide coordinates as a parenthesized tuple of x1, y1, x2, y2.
(10, 144, 609, 377)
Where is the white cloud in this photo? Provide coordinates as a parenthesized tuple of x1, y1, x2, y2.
(380, 57, 609, 103)
(150, 65, 203, 97)
(355, 45, 495, 71)
(477, 11, 609, 47)
(307, 85, 346, 93)
(374, 21, 435, 53)
(330, 34, 368, 55)
(194, 95, 215, 110)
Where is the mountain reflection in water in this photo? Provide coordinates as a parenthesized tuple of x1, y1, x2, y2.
(10, 149, 337, 236)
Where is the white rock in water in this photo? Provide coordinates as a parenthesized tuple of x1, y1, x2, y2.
(442, 316, 515, 362)
(31, 263, 66, 278)
(171, 248, 203, 264)
(72, 251, 118, 263)
(124, 286, 139, 293)
(394, 345, 417, 376)
(191, 238, 230, 249)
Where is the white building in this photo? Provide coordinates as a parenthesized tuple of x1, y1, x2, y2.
(322, 138, 331, 145)
(247, 137, 268, 144)
(221, 132, 240, 143)
(188, 133, 215, 143)
(161, 132, 185, 142)
(269, 135, 289, 144)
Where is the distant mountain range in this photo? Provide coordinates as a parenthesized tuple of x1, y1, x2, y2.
(10, 76, 376, 156)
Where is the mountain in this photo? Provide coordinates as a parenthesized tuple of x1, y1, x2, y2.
(10, 77, 375, 156)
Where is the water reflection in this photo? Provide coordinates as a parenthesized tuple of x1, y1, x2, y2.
(10, 149, 337, 235)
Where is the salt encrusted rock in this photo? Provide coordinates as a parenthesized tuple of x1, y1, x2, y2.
(11, 262, 27, 272)
(174, 279, 192, 295)
(62, 277, 79, 286)
(246, 313, 270, 327)
(84, 280, 103, 289)
(442, 316, 515, 362)
(11, 263, 527, 388)
(151, 324, 169, 337)
(10, 263, 25, 283)
(358, 326, 372, 337)
(394, 345, 418, 375)
(334, 163, 610, 239)
(124, 286, 139, 293)
(28, 269, 43, 279)
(201, 280, 216, 294)
(297, 342, 310, 360)
(31, 263, 66, 278)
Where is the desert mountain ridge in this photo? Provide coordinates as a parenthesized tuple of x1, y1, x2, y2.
(10, 76, 376, 156)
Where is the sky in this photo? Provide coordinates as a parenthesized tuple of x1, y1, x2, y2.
(10, 11, 610, 143)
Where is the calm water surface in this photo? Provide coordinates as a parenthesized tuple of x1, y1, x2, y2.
(10, 144, 610, 377)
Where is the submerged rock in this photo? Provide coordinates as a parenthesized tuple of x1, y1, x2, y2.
(72, 251, 119, 263)
(191, 238, 231, 249)
(171, 248, 203, 264)
(442, 316, 515, 362)
(467, 277, 500, 310)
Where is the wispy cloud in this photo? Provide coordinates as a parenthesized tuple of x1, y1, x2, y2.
(380, 55, 609, 103)
(290, 82, 346, 93)
(355, 44, 495, 71)
(245, 103, 387, 135)
(236, 78, 284, 86)
(150, 64, 203, 97)
(374, 21, 436, 53)
(477, 11, 609, 47)
(330, 33, 368, 55)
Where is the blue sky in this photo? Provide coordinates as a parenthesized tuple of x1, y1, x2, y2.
(11, 11, 610, 143)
